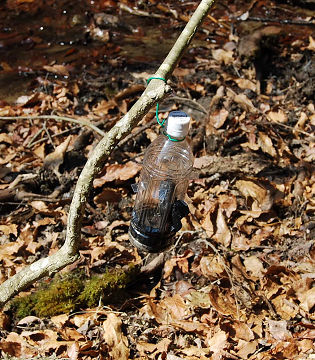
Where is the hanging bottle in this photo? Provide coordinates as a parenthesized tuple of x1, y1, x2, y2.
(129, 110, 194, 252)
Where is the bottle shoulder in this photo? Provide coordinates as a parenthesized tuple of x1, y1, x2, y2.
(142, 135, 194, 178)
(146, 135, 193, 153)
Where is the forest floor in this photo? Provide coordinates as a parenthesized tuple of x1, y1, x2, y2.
(0, 0, 314, 359)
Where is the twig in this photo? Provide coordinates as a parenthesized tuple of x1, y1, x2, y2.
(222, 351, 241, 360)
(263, 115, 315, 140)
(237, 16, 315, 26)
(43, 121, 55, 149)
(167, 96, 209, 114)
(121, 151, 144, 164)
(120, 3, 164, 18)
(27, 127, 44, 148)
(207, 14, 230, 30)
(0, 115, 106, 137)
(171, 229, 202, 253)
(117, 118, 156, 149)
(8, 174, 37, 189)
(0, 0, 216, 307)
(29, 126, 80, 148)
(198, 236, 241, 320)
(261, 294, 278, 319)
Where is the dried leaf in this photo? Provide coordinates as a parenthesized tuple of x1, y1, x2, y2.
(94, 188, 122, 206)
(0, 311, 11, 330)
(271, 294, 299, 320)
(0, 224, 18, 236)
(296, 329, 315, 340)
(306, 35, 315, 51)
(162, 294, 187, 321)
(0, 133, 13, 144)
(206, 330, 228, 354)
(199, 255, 226, 279)
(163, 250, 194, 279)
(187, 290, 211, 309)
(201, 211, 215, 237)
(268, 319, 292, 340)
(210, 85, 225, 108)
(50, 314, 69, 328)
(0, 332, 35, 358)
(236, 339, 258, 359)
(94, 161, 141, 187)
(137, 338, 171, 356)
(30, 201, 48, 212)
(258, 132, 277, 158)
(227, 88, 257, 113)
(235, 78, 256, 92)
(175, 280, 194, 297)
(178, 345, 210, 359)
(212, 49, 234, 65)
(267, 110, 287, 123)
(43, 64, 70, 76)
(210, 108, 229, 129)
(214, 207, 231, 247)
(299, 287, 315, 312)
(219, 194, 237, 218)
(243, 255, 264, 278)
(173, 320, 208, 333)
(208, 287, 237, 316)
(103, 313, 129, 360)
(59, 328, 85, 341)
(44, 136, 71, 171)
(33, 143, 46, 159)
(0, 239, 25, 261)
(92, 99, 117, 116)
(67, 341, 80, 360)
(232, 321, 255, 341)
(70, 313, 96, 328)
(0, 339, 21, 357)
(235, 179, 275, 211)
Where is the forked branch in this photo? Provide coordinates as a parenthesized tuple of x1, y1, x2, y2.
(0, 0, 215, 307)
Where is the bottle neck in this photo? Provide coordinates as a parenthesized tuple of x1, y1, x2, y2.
(163, 130, 186, 142)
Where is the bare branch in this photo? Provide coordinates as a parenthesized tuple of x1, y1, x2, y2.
(0, 0, 215, 307)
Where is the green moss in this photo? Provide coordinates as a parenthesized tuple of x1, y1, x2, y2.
(11, 271, 85, 318)
(12, 293, 37, 319)
(11, 265, 139, 319)
(33, 276, 84, 317)
(78, 264, 139, 307)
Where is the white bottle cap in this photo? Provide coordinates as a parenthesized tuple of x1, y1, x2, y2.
(166, 111, 190, 139)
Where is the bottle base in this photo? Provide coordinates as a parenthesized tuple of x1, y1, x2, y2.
(128, 222, 174, 253)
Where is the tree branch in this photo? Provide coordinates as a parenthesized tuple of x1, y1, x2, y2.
(0, 0, 215, 307)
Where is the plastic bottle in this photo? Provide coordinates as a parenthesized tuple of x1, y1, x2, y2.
(129, 110, 194, 252)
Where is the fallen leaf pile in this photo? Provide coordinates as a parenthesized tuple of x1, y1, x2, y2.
(0, 0, 314, 359)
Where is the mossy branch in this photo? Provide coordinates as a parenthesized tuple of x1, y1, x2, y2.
(12, 265, 139, 319)
(0, 0, 216, 307)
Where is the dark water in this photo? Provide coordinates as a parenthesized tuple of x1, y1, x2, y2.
(0, 0, 313, 104)
(0, 0, 183, 103)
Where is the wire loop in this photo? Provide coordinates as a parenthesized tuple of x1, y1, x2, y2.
(146, 77, 185, 142)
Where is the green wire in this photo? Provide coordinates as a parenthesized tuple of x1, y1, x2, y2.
(147, 77, 167, 128)
(147, 76, 185, 142)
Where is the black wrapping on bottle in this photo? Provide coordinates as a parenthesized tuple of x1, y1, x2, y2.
(129, 179, 189, 251)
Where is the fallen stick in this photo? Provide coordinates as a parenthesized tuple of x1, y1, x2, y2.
(0, 114, 106, 137)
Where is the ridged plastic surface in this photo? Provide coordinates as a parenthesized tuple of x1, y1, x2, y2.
(129, 134, 194, 252)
